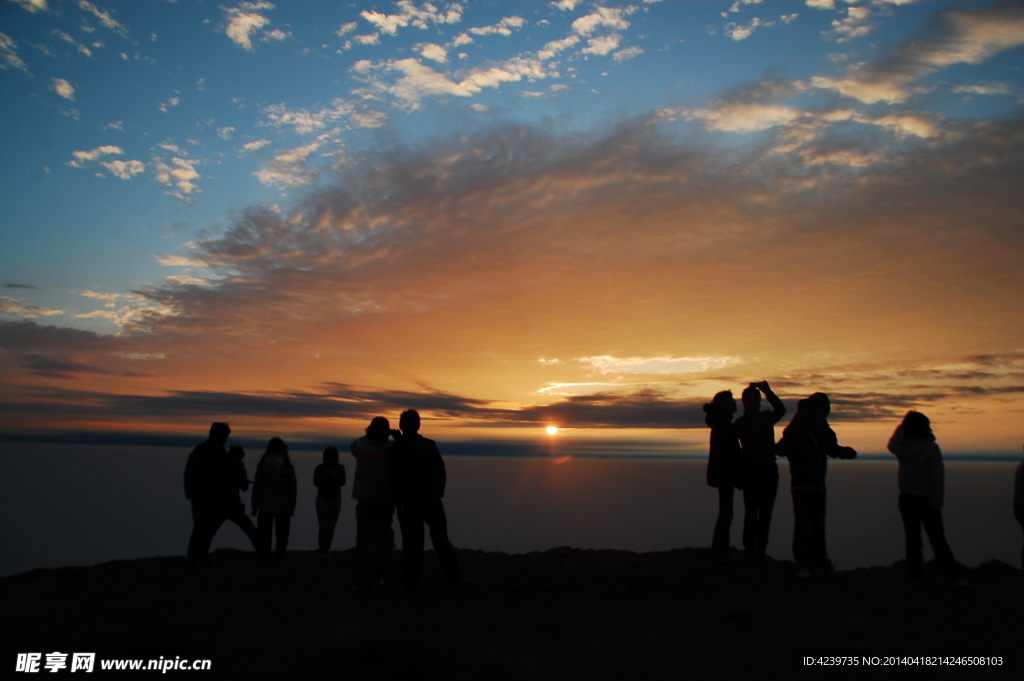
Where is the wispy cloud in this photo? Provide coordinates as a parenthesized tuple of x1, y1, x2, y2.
(223, 1, 275, 51)
(0, 296, 63, 318)
(0, 32, 30, 72)
(77, 1, 129, 39)
(360, 1, 463, 36)
(812, 1, 1024, 104)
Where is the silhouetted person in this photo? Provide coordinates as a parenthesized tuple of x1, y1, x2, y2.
(388, 409, 460, 594)
(251, 437, 297, 558)
(777, 392, 856, 578)
(313, 446, 346, 559)
(350, 416, 396, 591)
(888, 411, 961, 584)
(704, 390, 742, 564)
(1016, 443, 1024, 570)
(733, 381, 785, 560)
(225, 445, 259, 551)
(184, 422, 233, 565)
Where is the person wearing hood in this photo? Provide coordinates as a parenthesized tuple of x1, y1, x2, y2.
(251, 437, 297, 558)
(350, 416, 395, 590)
(704, 390, 742, 564)
(777, 392, 856, 578)
(1016, 443, 1024, 570)
(733, 381, 785, 561)
(888, 411, 961, 584)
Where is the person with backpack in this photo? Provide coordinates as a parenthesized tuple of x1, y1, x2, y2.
(251, 437, 297, 558)
(777, 393, 856, 578)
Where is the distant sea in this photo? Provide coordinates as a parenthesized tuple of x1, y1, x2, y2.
(1, 442, 1020, 577)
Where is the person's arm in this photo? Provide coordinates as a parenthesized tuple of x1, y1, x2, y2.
(1013, 463, 1024, 523)
(183, 451, 195, 500)
(887, 425, 904, 456)
(289, 465, 297, 516)
(821, 425, 856, 459)
(432, 441, 447, 497)
(338, 463, 346, 487)
(929, 443, 945, 509)
(313, 464, 323, 489)
(239, 464, 250, 493)
(250, 464, 262, 515)
(763, 383, 786, 425)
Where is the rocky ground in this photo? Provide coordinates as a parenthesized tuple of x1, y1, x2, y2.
(2, 547, 1021, 679)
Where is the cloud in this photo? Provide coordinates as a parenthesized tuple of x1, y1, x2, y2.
(418, 43, 448, 63)
(572, 7, 633, 36)
(101, 159, 145, 179)
(582, 34, 621, 56)
(0, 32, 30, 72)
(336, 22, 358, 36)
(241, 139, 271, 154)
(812, 1, 1024, 104)
(360, 1, 463, 36)
(153, 156, 201, 200)
(51, 77, 75, 99)
(217, 126, 235, 139)
(352, 56, 552, 110)
(263, 99, 353, 134)
(827, 5, 873, 42)
(254, 142, 323, 187)
(452, 33, 473, 47)
(223, 1, 274, 51)
(67, 145, 123, 168)
(578, 356, 737, 375)
(538, 35, 579, 60)
(10, 0, 48, 13)
(77, 1, 129, 39)
(806, 0, 835, 9)
(550, 0, 581, 10)
(51, 30, 92, 57)
(0, 296, 63, 318)
(613, 46, 643, 62)
(469, 16, 526, 37)
(952, 82, 1012, 95)
(261, 28, 291, 42)
(724, 17, 774, 41)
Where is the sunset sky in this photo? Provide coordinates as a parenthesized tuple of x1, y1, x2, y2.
(2, 0, 1023, 454)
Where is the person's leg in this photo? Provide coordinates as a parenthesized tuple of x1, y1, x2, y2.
(353, 501, 370, 586)
(898, 493, 925, 581)
(921, 505, 959, 582)
(225, 503, 259, 551)
(256, 512, 273, 558)
(712, 486, 734, 561)
(316, 503, 329, 553)
(323, 504, 341, 552)
(369, 503, 395, 586)
(399, 504, 425, 594)
(758, 472, 779, 556)
(422, 496, 460, 583)
(810, 488, 830, 570)
(275, 514, 291, 555)
(791, 490, 808, 567)
(742, 482, 758, 553)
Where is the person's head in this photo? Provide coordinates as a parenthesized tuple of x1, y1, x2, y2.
(741, 384, 761, 413)
(809, 392, 831, 420)
(266, 437, 288, 457)
(399, 409, 421, 434)
(209, 422, 231, 445)
(705, 390, 736, 416)
(901, 411, 934, 440)
(365, 416, 390, 442)
(323, 446, 339, 464)
(228, 445, 245, 461)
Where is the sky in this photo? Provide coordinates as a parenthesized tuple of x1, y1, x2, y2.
(1, 0, 1023, 454)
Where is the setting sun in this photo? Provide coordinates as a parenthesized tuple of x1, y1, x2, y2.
(546, 426, 559, 436)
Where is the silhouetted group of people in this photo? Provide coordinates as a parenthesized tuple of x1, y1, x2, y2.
(704, 382, 1024, 582)
(183, 409, 461, 595)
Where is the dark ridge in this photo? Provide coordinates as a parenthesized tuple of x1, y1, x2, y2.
(2, 547, 1021, 679)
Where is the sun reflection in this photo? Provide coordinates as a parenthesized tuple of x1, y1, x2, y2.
(546, 426, 559, 435)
